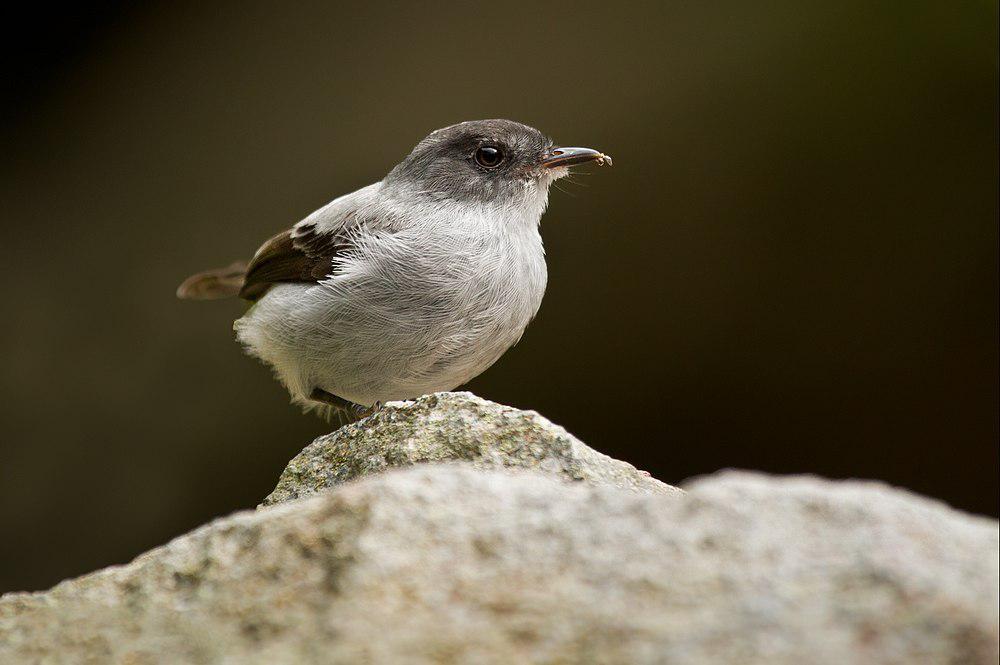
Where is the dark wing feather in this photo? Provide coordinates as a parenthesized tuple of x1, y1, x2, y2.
(239, 224, 348, 301)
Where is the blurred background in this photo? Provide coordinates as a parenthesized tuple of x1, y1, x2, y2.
(1, 1, 996, 593)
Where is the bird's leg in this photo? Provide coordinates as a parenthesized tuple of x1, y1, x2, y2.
(360, 401, 383, 418)
(309, 388, 381, 420)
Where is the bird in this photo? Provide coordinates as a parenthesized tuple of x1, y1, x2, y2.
(177, 119, 611, 419)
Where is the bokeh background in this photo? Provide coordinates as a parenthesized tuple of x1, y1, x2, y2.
(2, 1, 996, 593)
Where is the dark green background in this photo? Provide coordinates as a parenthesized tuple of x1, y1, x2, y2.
(2, 1, 997, 593)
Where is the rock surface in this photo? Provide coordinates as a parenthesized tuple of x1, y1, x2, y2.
(2, 392, 998, 664)
(262, 391, 677, 505)
(2, 466, 997, 664)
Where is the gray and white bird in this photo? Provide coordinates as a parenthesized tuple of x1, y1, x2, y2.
(178, 119, 611, 417)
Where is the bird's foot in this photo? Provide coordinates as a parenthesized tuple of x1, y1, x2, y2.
(354, 400, 383, 419)
(310, 388, 381, 422)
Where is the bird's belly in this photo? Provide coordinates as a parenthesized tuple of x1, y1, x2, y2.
(236, 277, 541, 406)
(317, 299, 533, 405)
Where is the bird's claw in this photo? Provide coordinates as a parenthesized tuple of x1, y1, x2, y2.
(354, 401, 383, 419)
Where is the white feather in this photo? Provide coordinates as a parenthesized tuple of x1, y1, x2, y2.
(234, 175, 556, 409)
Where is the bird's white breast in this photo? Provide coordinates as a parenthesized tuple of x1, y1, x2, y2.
(235, 188, 550, 407)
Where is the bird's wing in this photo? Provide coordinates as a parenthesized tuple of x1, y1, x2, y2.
(238, 229, 340, 300)
(239, 183, 394, 301)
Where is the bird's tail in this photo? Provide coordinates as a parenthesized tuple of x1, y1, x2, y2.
(176, 261, 248, 300)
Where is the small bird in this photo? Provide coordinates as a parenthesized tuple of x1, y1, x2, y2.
(178, 119, 611, 418)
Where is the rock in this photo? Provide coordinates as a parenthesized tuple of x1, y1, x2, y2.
(261, 391, 677, 505)
(2, 466, 996, 664)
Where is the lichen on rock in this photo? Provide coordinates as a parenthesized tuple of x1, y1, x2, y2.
(1, 391, 997, 664)
(262, 391, 677, 505)
(3, 466, 997, 664)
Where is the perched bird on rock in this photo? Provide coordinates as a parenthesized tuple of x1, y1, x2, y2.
(178, 119, 611, 418)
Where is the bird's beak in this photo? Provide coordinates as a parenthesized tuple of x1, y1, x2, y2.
(539, 146, 613, 169)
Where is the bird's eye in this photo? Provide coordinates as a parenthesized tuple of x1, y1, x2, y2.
(474, 145, 504, 168)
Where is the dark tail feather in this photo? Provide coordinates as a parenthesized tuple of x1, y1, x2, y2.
(176, 261, 248, 300)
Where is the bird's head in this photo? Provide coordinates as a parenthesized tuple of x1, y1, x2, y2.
(385, 119, 610, 209)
